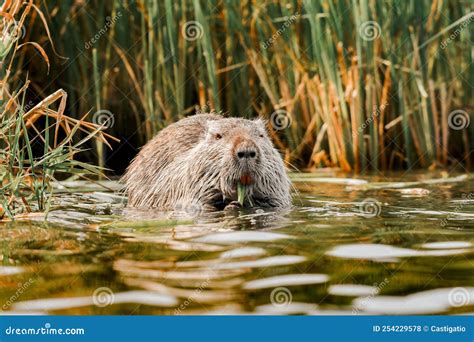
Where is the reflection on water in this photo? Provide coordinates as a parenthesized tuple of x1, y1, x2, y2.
(0, 172, 473, 315)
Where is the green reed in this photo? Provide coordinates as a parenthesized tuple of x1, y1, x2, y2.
(23, 0, 473, 172)
(0, 0, 111, 218)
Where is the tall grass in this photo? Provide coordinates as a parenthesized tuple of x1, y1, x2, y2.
(0, 0, 114, 218)
(21, 0, 474, 172)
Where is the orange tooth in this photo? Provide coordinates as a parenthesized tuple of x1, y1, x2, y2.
(239, 174, 252, 185)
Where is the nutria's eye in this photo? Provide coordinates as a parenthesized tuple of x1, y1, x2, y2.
(215, 133, 222, 140)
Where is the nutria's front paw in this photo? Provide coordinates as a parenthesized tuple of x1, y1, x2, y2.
(224, 201, 242, 210)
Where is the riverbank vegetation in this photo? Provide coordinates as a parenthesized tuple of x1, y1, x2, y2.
(0, 0, 113, 218)
(1, 0, 472, 217)
(16, 0, 470, 172)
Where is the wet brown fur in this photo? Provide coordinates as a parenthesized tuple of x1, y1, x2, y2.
(122, 114, 291, 210)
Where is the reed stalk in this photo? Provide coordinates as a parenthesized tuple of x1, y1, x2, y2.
(19, 0, 473, 172)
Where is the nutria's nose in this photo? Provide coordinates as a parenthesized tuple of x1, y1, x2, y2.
(235, 140, 258, 160)
(237, 149, 257, 159)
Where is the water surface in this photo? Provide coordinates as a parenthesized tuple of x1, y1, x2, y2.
(1, 171, 473, 315)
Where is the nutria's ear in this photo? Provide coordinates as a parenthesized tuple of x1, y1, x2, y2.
(254, 118, 268, 130)
(205, 117, 221, 134)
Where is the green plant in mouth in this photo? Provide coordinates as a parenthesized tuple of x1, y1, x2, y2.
(237, 182, 246, 207)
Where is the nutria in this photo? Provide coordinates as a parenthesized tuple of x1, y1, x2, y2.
(122, 113, 291, 211)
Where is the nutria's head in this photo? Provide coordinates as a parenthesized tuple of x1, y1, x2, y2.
(193, 117, 290, 208)
(123, 114, 291, 210)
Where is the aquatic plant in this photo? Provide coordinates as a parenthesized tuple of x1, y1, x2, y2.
(11, 1, 474, 172)
(0, 0, 115, 218)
